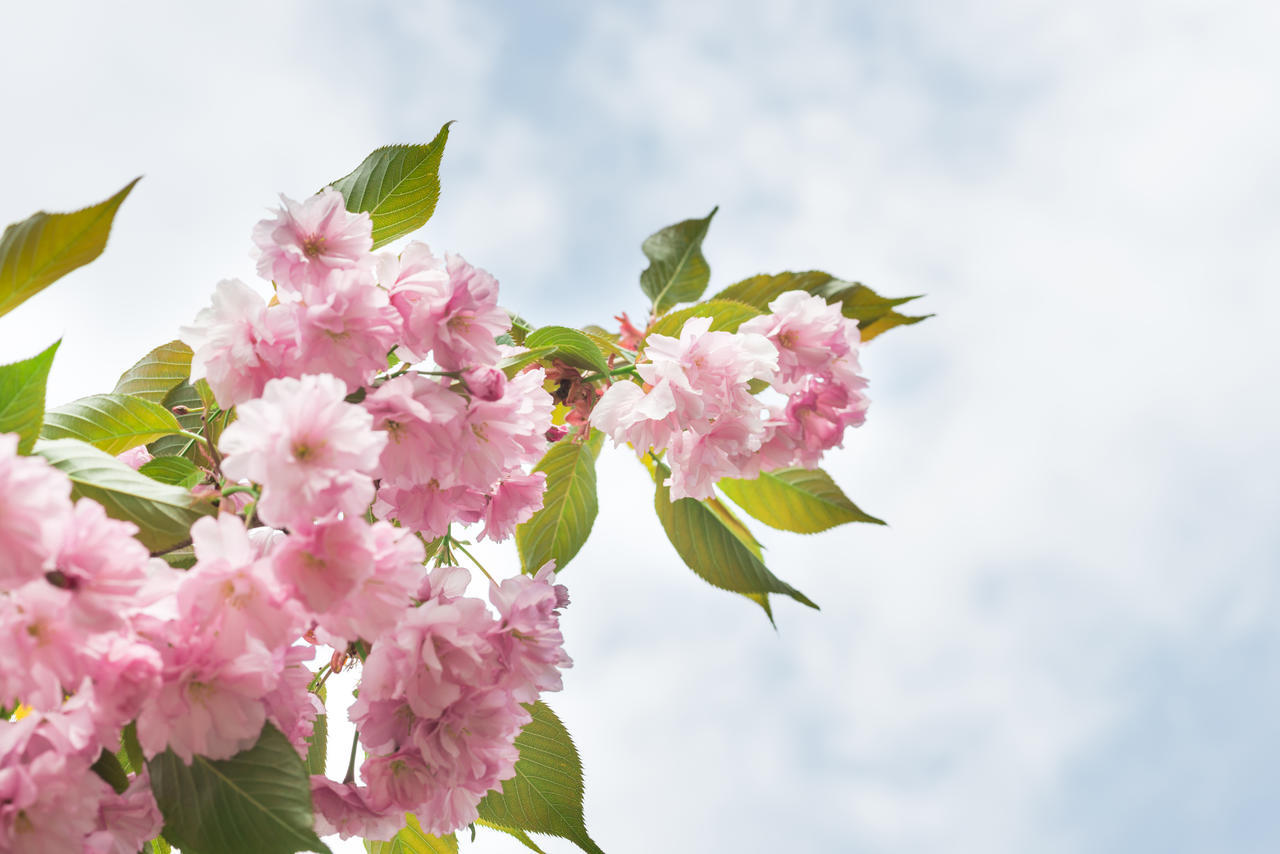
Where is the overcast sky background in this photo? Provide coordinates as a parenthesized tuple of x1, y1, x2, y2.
(3, 1, 1279, 852)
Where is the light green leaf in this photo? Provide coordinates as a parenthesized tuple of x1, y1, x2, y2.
(523, 326, 610, 374)
(0, 178, 139, 318)
(639, 208, 717, 315)
(477, 702, 605, 854)
(643, 298, 763, 343)
(330, 123, 453, 249)
(0, 339, 59, 454)
(720, 467, 885, 533)
(148, 723, 330, 854)
(647, 457, 818, 616)
(306, 683, 327, 777)
(476, 820, 549, 853)
(516, 431, 602, 574)
(35, 438, 214, 551)
(138, 456, 202, 489)
(41, 393, 184, 456)
(113, 340, 193, 404)
(364, 816, 457, 854)
(148, 838, 173, 854)
(499, 346, 557, 379)
(713, 271, 930, 342)
(507, 312, 536, 345)
(147, 381, 206, 461)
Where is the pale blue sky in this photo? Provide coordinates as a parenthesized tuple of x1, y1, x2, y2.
(2, 1, 1278, 851)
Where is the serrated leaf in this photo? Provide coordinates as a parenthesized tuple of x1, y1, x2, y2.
(364, 816, 457, 854)
(523, 326, 610, 374)
(477, 702, 605, 854)
(476, 820, 549, 853)
(113, 340, 193, 404)
(639, 208, 717, 314)
(330, 123, 453, 249)
(719, 467, 885, 533)
(0, 339, 59, 454)
(643, 298, 763, 343)
(0, 179, 138, 318)
(139, 456, 202, 488)
(499, 346, 557, 379)
(35, 438, 214, 551)
(148, 722, 330, 854)
(516, 431, 602, 574)
(147, 381, 206, 461)
(713, 271, 930, 342)
(646, 457, 818, 616)
(507, 312, 536, 345)
(41, 393, 183, 456)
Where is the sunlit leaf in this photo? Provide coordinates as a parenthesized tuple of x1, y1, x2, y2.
(719, 467, 885, 533)
(0, 339, 59, 454)
(523, 326, 610, 374)
(113, 340, 193, 405)
(643, 298, 762, 343)
(516, 431, 602, 574)
(364, 815, 457, 854)
(41, 393, 183, 456)
(639, 208, 717, 314)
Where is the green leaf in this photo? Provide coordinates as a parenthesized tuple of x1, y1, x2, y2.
(41, 393, 183, 456)
(523, 326, 610, 374)
(719, 467, 885, 533)
(713, 271, 930, 342)
(306, 683, 327, 777)
(147, 722, 330, 854)
(330, 122, 453, 249)
(91, 747, 130, 794)
(0, 178, 139, 318)
(0, 339, 59, 454)
(35, 438, 214, 551)
(647, 457, 818, 616)
(507, 312, 536, 345)
(643, 298, 763, 342)
(139, 456, 202, 489)
(147, 381, 206, 461)
(148, 837, 173, 854)
(516, 431, 602, 574)
(499, 346, 557, 379)
(477, 702, 605, 854)
(113, 340, 193, 405)
(476, 820, 549, 853)
(639, 207, 717, 315)
(364, 816, 457, 854)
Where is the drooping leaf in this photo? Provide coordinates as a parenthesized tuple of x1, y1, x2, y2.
(35, 438, 214, 551)
(639, 208, 717, 315)
(330, 122, 453, 248)
(305, 715, 327, 778)
(477, 702, 605, 854)
(41, 393, 184, 456)
(719, 467, 885, 533)
(516, 431, 602, 574)
(647, 457, 818, 616)
(147, 722, 330, 854)
(523, 326, 610, 374)
(0, 339, 59, 454)
(113, 340, 193, 404)
(643, 298, 762, 343)
(476, 820, 549, 853)
(713, 271, 930, 342)
(0, 179, 138, 318)
(138, 456, 202, 489)
(364, 816, 458, 854)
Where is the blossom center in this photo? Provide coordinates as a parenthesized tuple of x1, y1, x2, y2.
(302, 234, 328, 258)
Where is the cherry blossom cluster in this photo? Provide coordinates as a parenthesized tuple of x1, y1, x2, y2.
(1, 189, 573, 850)
(592, 291, 870, 500)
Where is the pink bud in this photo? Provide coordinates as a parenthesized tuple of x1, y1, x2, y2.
(462, 365, 506, 401)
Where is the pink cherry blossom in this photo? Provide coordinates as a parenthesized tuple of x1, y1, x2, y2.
(363, 373, 467, 487)
(489, 565, 572, 701)
(739, 290, 861, 389)
(115, 445, 152, 470)
(289, 267, 402, 393)
(311, 521, 424, 645)
(89, 771, 163, 854)
(51, 499, 154, 632)
(455, 368, 553, 491)
(0, 433, 71, 589)
(219, 374, 386, 528)
(83, 635, 162, 744)
(479, 471, 547, 542)
(309, 777, 403, 841)
(0, 582, 85, 710)
(462, 365, 506, 401)
(374, 481, 486, 540)
(271, 516, 376, 615)
(263, 645, 322, 756)
(253, 187, 373, 296)
(387, 248, 510, 370)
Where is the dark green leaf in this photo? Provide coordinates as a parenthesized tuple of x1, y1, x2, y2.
(330, 123, 453, 249)
(113, 340, 193, 405)
(148, 722, 330, 854)
(147, 381, 206, 461)
(647, 457, 818, 616)
(516, 431, 602, 574)
(0, 339, 59, 454)
(35, 438, 214, 551)
(477, 702, 605, 854)
(0, 179, 138, 318)
(139, 456, 202, 489)
(523, 326, 610, 374)
(364, 816, 457, 854)
(41, 393, 183, 456)
(639, 208, 717, 314)
(643, 298, 762, 343)
(92, 747, 130, 794)
(719, 467, 885, 533)
(713, 271, 930, 342)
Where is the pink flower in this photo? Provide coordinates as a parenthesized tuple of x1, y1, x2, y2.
(489, 565, 572, 702)
(271, 516, 376, 615)
(181, 278, 298, 408)
(479, 471, 546, 542)
(219, 374, 386, 528)
(52, 499, 154, 632)
(289, 268, 402, 393)
(456, 368, 553, 491)
(115, 445, 152, 470)
(312, 521, 424, 646)
(0, 582, 85, 710)
(739, 291, 861, 390)
(253, 187, 373, 296)
(364, 374, 467, 487)
(0, 433, 71, 588)
(760, 373, 870, 469)
(310, 777, 403, 841)
(380, 242, 449, 362)
(0, 736, 107, 853)
(462, 365, 506, 401)
(90, 771, 163, 854)
(84, 636, 162, 744)
(665, 414, 767, 500)
(374, 481, 486, 540)
(263, 645, 323, 756)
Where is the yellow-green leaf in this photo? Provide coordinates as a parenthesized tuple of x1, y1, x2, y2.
(643, 298, 762, 344)
(41, 393, 184, 456)
(364, 816, 457, 854)
(719, 467, 885, 533)
(0, 339, 59, 454)
(0, 179, 138, 318)
(113, 340, 193, 405)
(523, 326, 609, 374)
(516, 431, 602, 574)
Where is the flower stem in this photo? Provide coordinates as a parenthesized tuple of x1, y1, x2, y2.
(342, 729, 360, 785)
